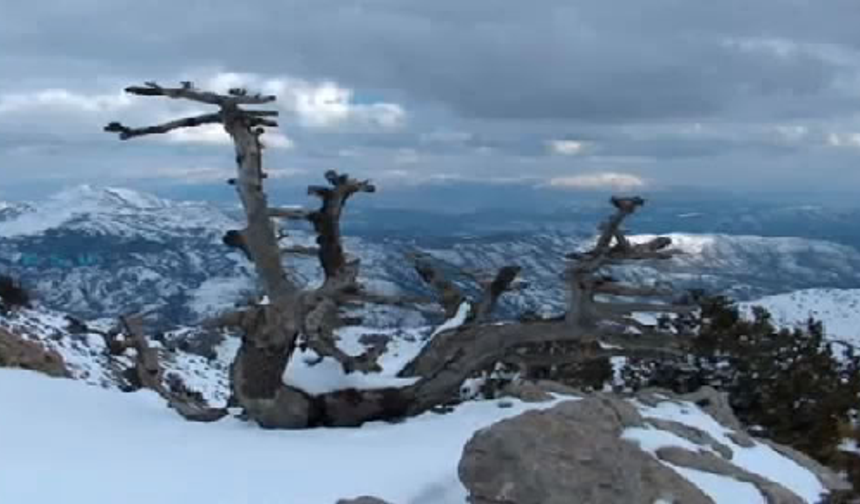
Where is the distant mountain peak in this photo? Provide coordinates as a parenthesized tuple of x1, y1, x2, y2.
(0, 185, 236, 239)
(48, 184, 170, 211)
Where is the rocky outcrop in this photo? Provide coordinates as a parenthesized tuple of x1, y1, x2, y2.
(460, 397, 713, 504)
(0, 327, 69, 378)
(460, 384, 850, 504)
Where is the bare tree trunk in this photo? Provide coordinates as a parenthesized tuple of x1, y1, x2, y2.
(220, 107, 312, 426)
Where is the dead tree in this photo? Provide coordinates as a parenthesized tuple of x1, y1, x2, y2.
(106, 82, 692, 429)
(407, 252, 522, 323)
(565, 196, 693, 331)
(103, 315, 227, 422)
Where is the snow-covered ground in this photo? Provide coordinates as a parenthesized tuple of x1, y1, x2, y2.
(741, 288, 860, 345)
(0, 300, 834, 504)
(0, 369, 559, 504)
(0, 369, 832, 504)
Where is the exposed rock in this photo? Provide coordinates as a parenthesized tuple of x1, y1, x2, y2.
(459, 397, 713, 504)
(0, 328, 69, 378)
(357, 332, 391, 350)
(656, 446, 804, 504)
(646, 418, 734, 460)
(678, 386, 745, 431)
(335, 497, 393, 504)
(728, 431, 756, 448)
(501, 380, 554, 402)
(535, 379, 581, 396)
(460, 390, 850, 503)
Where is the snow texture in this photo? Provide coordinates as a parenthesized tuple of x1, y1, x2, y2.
(741, 288, 860, 346)
(624, 398, 826, 504)
(0, 369, 558, 504)
(285, 325, 425, 395)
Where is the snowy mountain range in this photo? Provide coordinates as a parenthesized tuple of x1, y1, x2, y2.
(1, 186, 859, 334)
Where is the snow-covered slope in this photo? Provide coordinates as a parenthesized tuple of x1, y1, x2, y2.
(0, 186, 255, 327)
(0, 305, 239, 404)
(741, 288, 860, 345)
(0, 301, 448, 404)
(0, 369, 833, 504)
(0, 368, 560, 504)
(0, 185, 232, 238)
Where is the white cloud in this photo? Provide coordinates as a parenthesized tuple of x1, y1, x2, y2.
(267, 168, 305, 179)
(722, 36, 800, 60)
(166, 124, 230, 145)
(420, 130, 472, 144)
(826, 132, 860, 148)
(166, 123, 293, 149)
(202, 72, 406, 130)
(547, 172, 646, 190)
(379, 169, 410, 178)
(121, 165, 303, 183)
(723, 36, 860, 68)
(125, 165, 230, 183)
(0, 89, 133, 115)
(774, 125, 809, 143)
(547, 139, 590, 155)
(394, 148, 420, 165)
(282, 80, 405, 129)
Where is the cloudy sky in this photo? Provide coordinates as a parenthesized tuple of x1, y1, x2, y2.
(1, 0, 859, 203)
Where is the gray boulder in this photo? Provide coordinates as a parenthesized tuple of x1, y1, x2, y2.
(459, 389, 850, 504)
(459, 397, 713, 504)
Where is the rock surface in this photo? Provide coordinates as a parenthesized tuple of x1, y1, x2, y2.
(0, 327, 69, 378)
(460, 396, 712, 504)
(459, 386, 850, 504)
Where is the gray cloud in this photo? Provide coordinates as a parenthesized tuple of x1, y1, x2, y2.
(1, 0, 859, 200)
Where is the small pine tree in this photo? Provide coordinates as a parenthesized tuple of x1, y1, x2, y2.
(0, 274, 31, 309)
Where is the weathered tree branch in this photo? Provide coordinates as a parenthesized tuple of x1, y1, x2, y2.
(269, 207, 312, 220)
(565, 197, 693, 331)
(410, 252, 466, 319)
(306, 170, 375, 289)
(104, 315, 227, 422)
(104, 113, 223, 140)
(125, 81, 276, 105)
(593, 281, 674, 297)
(469, 265, 522, 323)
